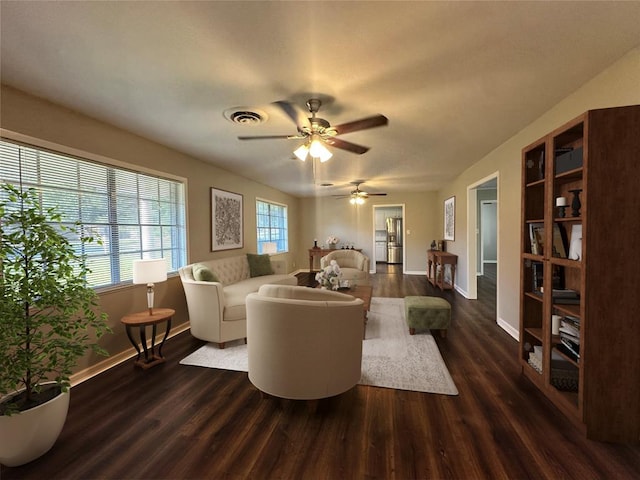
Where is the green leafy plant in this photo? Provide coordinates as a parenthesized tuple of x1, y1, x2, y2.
(0, 183, 111, 415)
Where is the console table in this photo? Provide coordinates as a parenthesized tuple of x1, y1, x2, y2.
(427, 250, 457, 291)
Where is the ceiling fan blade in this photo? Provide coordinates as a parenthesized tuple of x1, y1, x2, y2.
(367, 193, 388, 196)
(273, 101, 312, 132)
(332, 195, 350, 199)
(333, 114, 388, 135)
(325, 137, 369, 154)
(238, 135, 302, 140)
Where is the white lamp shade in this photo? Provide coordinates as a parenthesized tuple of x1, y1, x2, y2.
(132, 258, 167, 284)
(293, 144, 309, 161)
(262, 242, 277, 254)
(309, 139, 332, 162)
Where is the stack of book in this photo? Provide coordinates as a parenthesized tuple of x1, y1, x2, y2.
(528, 345, 579, 391)
(558, 315, 580, 362)
(552, 289, 580, 305)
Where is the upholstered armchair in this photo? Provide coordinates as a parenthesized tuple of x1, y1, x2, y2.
(320, 249, 371, 285)
(245, 285, 364, 400)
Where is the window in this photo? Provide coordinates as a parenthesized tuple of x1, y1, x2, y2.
(0, 139, 187, 289)
(256, 199, 288, 254)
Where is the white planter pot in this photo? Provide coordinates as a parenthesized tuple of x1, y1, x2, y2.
(0, 384, 70, 467)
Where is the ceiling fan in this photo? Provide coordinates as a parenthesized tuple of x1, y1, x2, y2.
(238, 98, 388, 162)
(333, 181, 388, 204)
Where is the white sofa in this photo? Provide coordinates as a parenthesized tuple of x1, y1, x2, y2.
(246, 284, 364, 400)
(178, 255, 297, 348)
(320, 249, 371, 285)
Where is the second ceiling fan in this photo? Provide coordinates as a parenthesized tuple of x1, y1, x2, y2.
(238, 98, 388, 161)
(333, 181, 387, 204)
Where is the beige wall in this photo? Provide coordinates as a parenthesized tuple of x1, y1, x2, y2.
(296, 191, 439, 274)
(0, 85, 300, 373)
(2, 44, 638, 373)
(435, 45, 640, 336)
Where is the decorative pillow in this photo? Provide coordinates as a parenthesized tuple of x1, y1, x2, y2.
(247, 253, 274, 277)
(192, 263, 219, 282)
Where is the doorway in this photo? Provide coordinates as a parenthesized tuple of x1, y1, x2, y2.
(466, 173, 498, 319)
(372, 204, 405, 272)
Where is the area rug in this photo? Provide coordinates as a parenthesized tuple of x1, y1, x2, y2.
(179, 297, 458, 395)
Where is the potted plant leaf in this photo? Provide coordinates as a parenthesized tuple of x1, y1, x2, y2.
(0, 183, 111, 467)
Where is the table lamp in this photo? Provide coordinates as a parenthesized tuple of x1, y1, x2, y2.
(133, 258, 167, 315)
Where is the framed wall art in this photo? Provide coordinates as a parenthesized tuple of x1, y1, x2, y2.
(444, 196, 455, 241)
(211, 187, 243, 251)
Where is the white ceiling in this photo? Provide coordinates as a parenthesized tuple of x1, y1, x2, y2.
(1, 1, 639, 198)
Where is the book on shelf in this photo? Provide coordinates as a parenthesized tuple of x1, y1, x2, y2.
(554, 297, 581, 305)
(563, 315, 581, 327)
(552, 289, 579, 298)
(559, 338, 580, 360)
(529, 223, 544, 255)
(532, 262, 543, 292)
(559, 322, 580, 338)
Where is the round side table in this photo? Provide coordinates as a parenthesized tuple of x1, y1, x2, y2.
(121, 308, 175, 369)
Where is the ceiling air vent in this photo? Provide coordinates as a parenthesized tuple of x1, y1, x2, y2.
(223, 107, 268, 125)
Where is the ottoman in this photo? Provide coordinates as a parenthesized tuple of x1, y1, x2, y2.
(404, 296, 451, 338)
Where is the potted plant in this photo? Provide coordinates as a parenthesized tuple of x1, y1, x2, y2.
(0, 183, 111, 466)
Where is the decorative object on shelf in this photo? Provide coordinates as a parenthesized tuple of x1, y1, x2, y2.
(568, 224, 582, 261)
(326, 235, 339, 249)
(430, 240, 437, 250)
(315, 259, 342, 290)
(444, 196, 455, 241)
(569, 189, 582, 217)
(211, 187, 243, 251)
(313, 239, 319, 249)
(555, 196, 568, 218)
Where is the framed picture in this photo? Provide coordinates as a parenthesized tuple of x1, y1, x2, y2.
(551, 223, 568, 259)
(529, 222, 544, 256)
(211, 187, 243, 251)
(444, 196, 455, 241)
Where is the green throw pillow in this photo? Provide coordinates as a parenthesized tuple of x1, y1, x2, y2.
(247, 253, 274, 277)
(192, 263, 219, 282)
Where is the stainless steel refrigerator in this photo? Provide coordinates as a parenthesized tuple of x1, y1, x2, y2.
(386, 217, 403, 264)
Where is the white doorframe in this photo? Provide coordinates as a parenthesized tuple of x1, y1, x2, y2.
(372, 204, 406, 273)
(466, 172, 499, 305)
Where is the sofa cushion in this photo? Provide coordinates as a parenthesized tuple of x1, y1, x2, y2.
(192, 263, 219, 282)
(247, 253, 274, 277)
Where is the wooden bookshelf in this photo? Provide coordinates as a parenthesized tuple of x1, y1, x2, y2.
(519, 105, 640, 442)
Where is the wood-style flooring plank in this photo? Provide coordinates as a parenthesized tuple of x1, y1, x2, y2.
(2, 266, 640, 479)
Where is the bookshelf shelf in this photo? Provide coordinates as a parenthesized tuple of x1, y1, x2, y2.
(519, 105, 640, 443)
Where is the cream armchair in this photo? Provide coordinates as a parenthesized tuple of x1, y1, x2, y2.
(246, 285, 364, 400)
(320, 249, 371, 285)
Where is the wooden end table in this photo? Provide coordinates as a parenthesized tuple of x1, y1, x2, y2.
(121, 308, 174, 369)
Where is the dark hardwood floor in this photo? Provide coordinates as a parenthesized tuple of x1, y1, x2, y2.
(3, 267, 640, 479)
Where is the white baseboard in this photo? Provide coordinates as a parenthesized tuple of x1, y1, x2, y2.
(497, 317, 519, 341)
(70, 322, 191, 387)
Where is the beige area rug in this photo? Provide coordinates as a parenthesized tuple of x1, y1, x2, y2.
(179, 297, 458, 395)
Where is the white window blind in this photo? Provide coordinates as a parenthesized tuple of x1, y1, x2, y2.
(256, 199, 288, 254)
(0, 139, 187, 288)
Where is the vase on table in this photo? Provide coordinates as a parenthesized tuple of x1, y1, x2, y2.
(329, 243, 337, 250)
